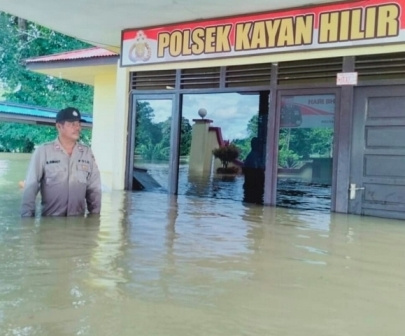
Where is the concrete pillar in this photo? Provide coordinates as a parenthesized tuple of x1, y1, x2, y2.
(188, 119, 213, 174)
(112, 61, 130, 190)
(209, 128, 222, 172)
(91, 71, 117, 190)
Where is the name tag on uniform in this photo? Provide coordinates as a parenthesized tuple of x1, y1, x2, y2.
(46, 160, 61, 164)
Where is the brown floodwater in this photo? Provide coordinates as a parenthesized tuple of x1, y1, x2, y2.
(0, 153, 405, 335)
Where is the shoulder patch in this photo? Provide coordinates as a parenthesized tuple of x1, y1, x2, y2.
(42, 141, 55, 147)
(78, 142, 89, 148)
(40, 142, 58, 152)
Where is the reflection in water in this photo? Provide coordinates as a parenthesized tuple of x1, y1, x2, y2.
(277, 94, 335, 211)
(1, 154, 405, 335)
(179, 92, 266, 206)
(277, 181, 331, 212)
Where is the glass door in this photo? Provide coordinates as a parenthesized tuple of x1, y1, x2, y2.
(176, 91, 268, 204)
(275, 91, 337, 211)
(127, 94, 177, 193)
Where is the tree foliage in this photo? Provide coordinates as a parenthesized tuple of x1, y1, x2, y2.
(135, 101, 192, 160)
(233, 113, 334, 168)
(0, 122, 91, 153)
(0, 12, 94, 152)
(0, 12, 93, 110)
(233, 114, 259, 160)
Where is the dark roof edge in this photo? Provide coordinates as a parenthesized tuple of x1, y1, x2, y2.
(26, 55, 120, 70)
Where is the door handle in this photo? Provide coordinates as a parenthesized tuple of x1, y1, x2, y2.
(349, 183, 365, 200)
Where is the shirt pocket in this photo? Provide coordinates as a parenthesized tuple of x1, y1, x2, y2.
(77, 163, 90, 184)
(44, 165, 65, 186)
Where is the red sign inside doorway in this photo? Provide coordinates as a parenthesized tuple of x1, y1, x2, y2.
(120, 0, 405, 67)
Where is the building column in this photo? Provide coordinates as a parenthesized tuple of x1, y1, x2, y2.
(333, 56, 355, 213)
(188, 119, 214, 174)
(91, 71, 117, 190)
(112, 61, 130, 190)
(264, 63, 279, 205)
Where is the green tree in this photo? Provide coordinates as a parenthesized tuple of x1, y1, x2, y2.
(0, 13, 94, 152)
(159, 116, 192, 156)
(134, 101, 192, 160)
(179, 117, 192, 156)
(277, 127, 334, 168)
(137, 141, 170, 161)
(234, 114, 260, 160)
(279, 127, 334, 159)
(278, 130, 302, 168)
(247, 114, 258, 138)
(308, 128, 334, 157)
(0, 12, 93, 111)
(0, 122, 92, 153)
(135, 101, 162, 152)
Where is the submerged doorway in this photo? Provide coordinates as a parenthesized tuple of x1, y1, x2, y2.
(127, 94, 177, 193)
(275, 91, 337, 211)
(177, 91, 268, 204)
(127, 90, 269, 205)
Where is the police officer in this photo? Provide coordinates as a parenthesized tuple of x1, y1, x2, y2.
(21, 107, 101, 217)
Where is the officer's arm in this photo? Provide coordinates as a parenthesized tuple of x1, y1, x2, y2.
(86, 150, 102, 214)
(21, 147, 44, 217)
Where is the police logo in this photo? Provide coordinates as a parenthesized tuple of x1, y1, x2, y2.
(128, 31, 152, 63)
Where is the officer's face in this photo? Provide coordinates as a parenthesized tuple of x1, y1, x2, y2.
(57, 121, 81, 141)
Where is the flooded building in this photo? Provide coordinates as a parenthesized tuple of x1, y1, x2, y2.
(3, 0, 405, 219)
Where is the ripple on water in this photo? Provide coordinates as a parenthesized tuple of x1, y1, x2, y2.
(1, 155, 405, 335)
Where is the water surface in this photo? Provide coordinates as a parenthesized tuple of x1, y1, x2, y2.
(1, 153, 404, 335)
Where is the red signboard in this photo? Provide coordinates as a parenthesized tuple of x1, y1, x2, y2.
(121, 0, 405, 66)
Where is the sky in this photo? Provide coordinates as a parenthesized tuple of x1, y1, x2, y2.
(147, 93, 260, 141)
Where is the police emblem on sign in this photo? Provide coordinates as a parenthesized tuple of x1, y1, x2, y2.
(128, 31, 152, 63)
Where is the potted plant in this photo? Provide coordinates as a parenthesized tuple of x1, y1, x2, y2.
(212, 142, 241, 174)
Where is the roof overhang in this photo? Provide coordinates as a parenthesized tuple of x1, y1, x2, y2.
(0, 0, 342, 53)
(0, 112, 92, 128)
(0, 102, 92, 128)
(25, 48, 119, 85)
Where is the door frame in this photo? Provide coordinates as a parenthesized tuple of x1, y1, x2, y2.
(349, 86, 370, 215)
(125, 93, 179, 193)
(267, 87, 341, 211)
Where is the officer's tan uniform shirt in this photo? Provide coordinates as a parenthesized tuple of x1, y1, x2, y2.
(21, 139, 101, 217)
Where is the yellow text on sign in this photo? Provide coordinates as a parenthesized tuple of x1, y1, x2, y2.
(234, 15, 314, 51)
(318, 4, 400, 43)
(157, 25, 232, 58)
